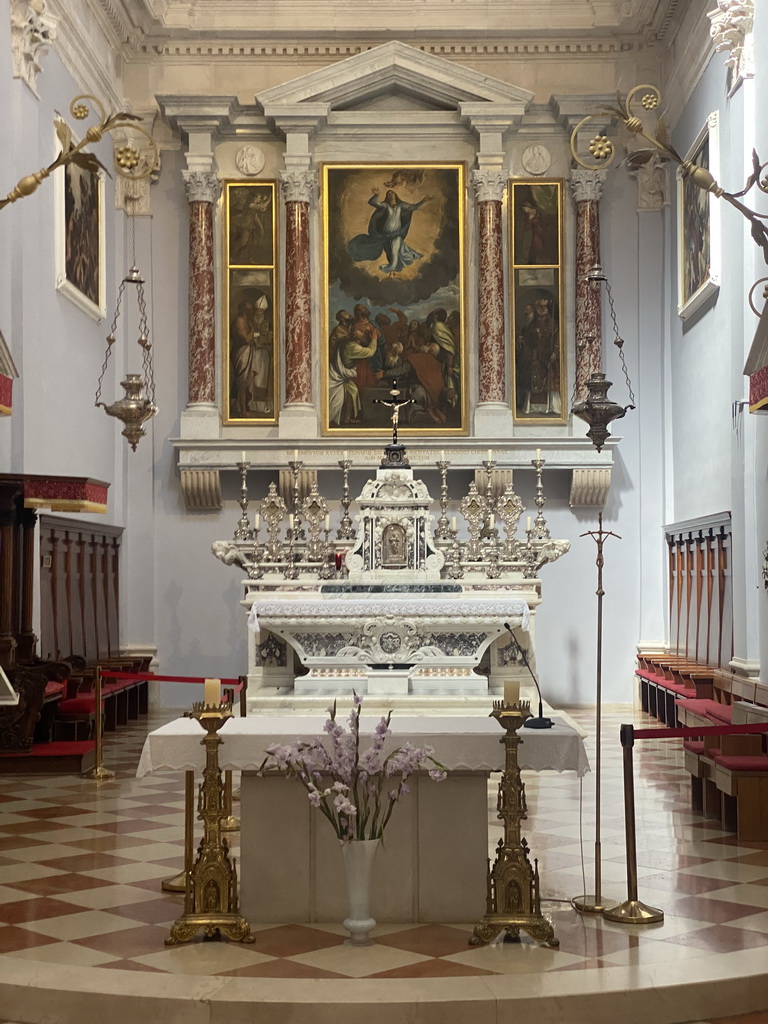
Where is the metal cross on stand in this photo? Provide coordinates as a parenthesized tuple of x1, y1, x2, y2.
(373, 379, 413, 447)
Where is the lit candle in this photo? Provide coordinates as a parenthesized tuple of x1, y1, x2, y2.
(204, 678, 219, 707)
(487, 449, 493, 463)
(254, 513, 260, 530)
(504, 678, 520, 705)
(324, 514, 330, 531)
(527, 516, 532, 531)
(451, 516, 457, 532)
(536, 448, 541, 461)
(489, 513, 495, 529)
(241, 450, 247, 464)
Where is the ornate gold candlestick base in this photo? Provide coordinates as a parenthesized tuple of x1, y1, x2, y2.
(470, 701, 558, 949)
(166, 703, 254, 946)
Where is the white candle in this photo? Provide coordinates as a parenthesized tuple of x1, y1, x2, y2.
(536, 448, 541, 460)
(489, 513, 495, 529)
(241, 450, 247, 464)
(441, 450, 446, 462)
(343, 450, 348, 462)
(504, 678, 520, 705)
(487, 449, 493, 463)
(254, 513, 260, 530)
(324, 514, 330, 531)
(289, 514, 294, 528)
(293, 449, 299, 463)
(527, 516, 532, 531)
(204, 678, 219, 707)
(451, 516, 457, 532)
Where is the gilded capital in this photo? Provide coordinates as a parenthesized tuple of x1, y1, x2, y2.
(570, 169, 608, 204)
(182, 171, 221, 204)
(471, 170, 507, 204)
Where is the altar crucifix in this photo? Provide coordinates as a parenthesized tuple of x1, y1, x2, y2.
(374, 380, 413, 447)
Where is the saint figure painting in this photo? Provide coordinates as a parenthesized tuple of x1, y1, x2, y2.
(323, 164, 466, 434)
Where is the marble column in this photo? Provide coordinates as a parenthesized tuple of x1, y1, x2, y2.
(472, 170, 513, 437)
(281, 170, 314, 408)
(182, 171, 220, 407)
(570, 169, 607, 402)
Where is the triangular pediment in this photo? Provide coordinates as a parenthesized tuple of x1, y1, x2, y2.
(259, 40, 532, 122)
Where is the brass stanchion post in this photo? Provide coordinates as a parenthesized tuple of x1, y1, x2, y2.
(84, 666, 114, 781)
(162, 770, 194, 894)
(603, 724, 663, 924)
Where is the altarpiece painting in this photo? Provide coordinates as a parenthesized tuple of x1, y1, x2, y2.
(322, 164, 466, 435)
(224, 181, 278, 423)
(510, 180, 565, 423)
(55, 159, 105, 321)
(677, 111, 721, 321)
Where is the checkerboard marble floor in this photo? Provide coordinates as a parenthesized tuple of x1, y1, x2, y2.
(1, 706, 768, 1024)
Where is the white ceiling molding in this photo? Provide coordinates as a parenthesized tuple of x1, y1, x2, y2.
(659, 2, 717, 127)
(47, 0, 125, 109)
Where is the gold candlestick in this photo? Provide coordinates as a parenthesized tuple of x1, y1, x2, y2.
(470, 700, 558, 948)
(166, 700, 253, 946)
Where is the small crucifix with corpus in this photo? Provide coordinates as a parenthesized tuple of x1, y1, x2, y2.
(374, 380, 413, 446)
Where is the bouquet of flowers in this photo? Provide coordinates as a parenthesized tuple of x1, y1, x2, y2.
(261, 696, 447, 842)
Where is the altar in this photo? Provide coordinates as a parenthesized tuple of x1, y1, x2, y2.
(212, 402, 570, 705)
(138, 713, 589, 924)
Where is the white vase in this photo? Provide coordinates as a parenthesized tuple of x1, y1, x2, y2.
(341, 838, 380, 945)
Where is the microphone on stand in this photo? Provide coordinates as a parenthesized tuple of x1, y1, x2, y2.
(503, 622, 553, 729)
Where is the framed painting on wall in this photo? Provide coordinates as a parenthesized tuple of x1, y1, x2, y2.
(321, 163, 466, 435)
(54, 158, 106, 321)
(223, 181, 278, 423)
(677, 111, 721, 321)
(509, 180, 565, 423)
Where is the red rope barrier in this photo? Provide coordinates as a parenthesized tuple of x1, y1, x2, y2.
(633, 722, 768, 740)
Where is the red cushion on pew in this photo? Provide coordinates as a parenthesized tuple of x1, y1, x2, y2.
(708, 704, 733, 725)
(675, 698, 719, 714)
(102, 681, 131, 694)
(57, 697, 98, 715)
(683, 740, 706, 755)
(43, 680, 65, 698)
(661, 681, 697, 698)
(712, 753, 768, 772)
(635, 671, 667, 686)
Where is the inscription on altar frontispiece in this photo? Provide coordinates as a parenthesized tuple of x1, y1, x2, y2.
(322, 164, 467, 436)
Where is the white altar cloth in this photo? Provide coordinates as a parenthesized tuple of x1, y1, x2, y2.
(247, 595, 530, 633)
(137, 713, 590, 778)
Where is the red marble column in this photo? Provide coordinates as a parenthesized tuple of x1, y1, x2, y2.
(281, 170, 314, 406)
(571, 170, 607, 402)
(182, 172, 220, 405)
(473, 171, 507, 405)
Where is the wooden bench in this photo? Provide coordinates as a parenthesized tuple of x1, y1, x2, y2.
(684, 701, 768, 840)
(635, 651, 715, 725)
(53, 657, 152, 741)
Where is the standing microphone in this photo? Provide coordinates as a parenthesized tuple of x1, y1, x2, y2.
(503, 622, 553, 729)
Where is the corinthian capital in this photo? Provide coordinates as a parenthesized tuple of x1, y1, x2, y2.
(182, 171, 221, 204)
(11, 0, 57, 96)
(280, 169, 315, 204)
(471, 170, 507, 204)
(708, 0, 754, 82)
(570, 169, 608, 204)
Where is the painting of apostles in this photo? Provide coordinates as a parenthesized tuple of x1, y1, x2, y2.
(228, 279, 274, 420)
(64, 163, 100, 306)
(228, 184, 274, 267)
(514, 278, 562, 419)
(681, 139, 710, 304)
(512, 182, 560, 267)
(328, 301, 461, 429)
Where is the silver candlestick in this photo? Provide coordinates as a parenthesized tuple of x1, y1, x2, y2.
(446, 527, 464, 579)
(531, 456, 550, 540)
(337, 458, 355, 540)
(481, 459, 498, 540)
(434, 459, 451, 540)
(283, 520, 300, 580)
(288, 459, 306, 541)
(318, 529, 335, 579)
(233, 460, 255, 542)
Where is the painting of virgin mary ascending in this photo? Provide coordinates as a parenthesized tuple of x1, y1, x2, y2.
(323, 164, 466, 435)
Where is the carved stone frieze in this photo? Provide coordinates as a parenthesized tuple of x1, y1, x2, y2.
(570, 169, 608, 204)
(11, 0, 57, 95)
(628, 153, 669, 213)
(180, 468, 222, 510)
(569, 467, 611, 508)
(471, 169, 507, 204)
(182, 171, 221, 204)
(279, 169, 315, 204)
(708, 0, 754, 82)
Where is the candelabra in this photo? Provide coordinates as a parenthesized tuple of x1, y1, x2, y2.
(480, 459, 498, 540)
(434, 459, 451, 540)
(530, 456, 550, 540)
(233, 460, 255, 542)
(470, 701, 558, 948)
(337, 457, 355, 540)
(288, 458, 305, 541)
(166, 698, 253, 946)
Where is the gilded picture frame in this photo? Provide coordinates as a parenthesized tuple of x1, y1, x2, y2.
(223, 180, 279, 424)
(321, 163, 467, 435)
(677, 111, 721, 321)
(509, 180, 566, 423)
(54, 153, 106, 321)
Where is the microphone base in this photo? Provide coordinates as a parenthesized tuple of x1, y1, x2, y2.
(523, 716, 554, 730)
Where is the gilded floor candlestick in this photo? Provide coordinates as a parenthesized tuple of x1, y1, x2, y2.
(470, 701, 558, 948)
(166, 701, 253, 945)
